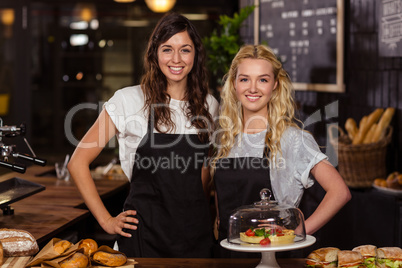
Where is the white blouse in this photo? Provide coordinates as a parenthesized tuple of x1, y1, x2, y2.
(104, 85, 219, 180)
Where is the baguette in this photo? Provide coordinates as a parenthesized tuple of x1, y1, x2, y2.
(359, 116, 367, 129)
(345, 118, 358, 140)
(370, 107, 395, 143)
(353, 108, 384, 145)
(0, 228, 39, 257)
(363, 123, 377, 144)
(352, 116, 367, 144)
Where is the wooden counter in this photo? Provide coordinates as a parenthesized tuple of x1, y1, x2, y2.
(133, 258, 305, 267)
(0, 165, 129, 246)
(1, 257, 306, 268)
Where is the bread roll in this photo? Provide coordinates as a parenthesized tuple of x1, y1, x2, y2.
(371, 107, 395, 143)
(345, 118, 358, 140)
(93, 251, 127, 267)
(59, 252, 88, 268)
(54, 240, 72, 254)
(305, 247, 340, 268)
(377, 247, 402, 259)
(78, 238, 98, 256)
(353, 108, 384, 144)
(377, 247, 402, 268)
(386, 172, 402, 190)
(337, 250, 364, 267)
(0, 228, 39, 257)
(352, 244, 377, 268)
(352, 244, 377, 257)
(374, 178, 387, 188)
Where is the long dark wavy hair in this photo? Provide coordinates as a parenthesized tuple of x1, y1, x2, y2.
(141, 13, 213, 142)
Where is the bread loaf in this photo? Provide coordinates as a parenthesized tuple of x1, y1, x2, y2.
(93, 251, 127, 267)
(78, 238, 98, 256)
(59, 252, 88, 268)
(54, 240, 72, 254)
(0, 228, 39, 257)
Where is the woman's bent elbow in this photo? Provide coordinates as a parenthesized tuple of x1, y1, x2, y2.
(342, 186, 352, 205)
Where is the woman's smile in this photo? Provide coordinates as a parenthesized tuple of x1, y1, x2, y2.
(169, 66, 184, 74)
(245, 94, 262, 101)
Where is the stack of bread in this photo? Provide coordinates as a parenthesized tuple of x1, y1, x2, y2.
(26, 237, 129, 267)
(344, 107, 394, 145)
(0, 228, 131, 267)
(306, 245, 402, 268)
(53, 238, 127, 268)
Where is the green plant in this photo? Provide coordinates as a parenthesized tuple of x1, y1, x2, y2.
(203, 5, 255, 87)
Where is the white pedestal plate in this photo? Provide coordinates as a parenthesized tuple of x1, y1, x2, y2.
(220, 235, 316, 268)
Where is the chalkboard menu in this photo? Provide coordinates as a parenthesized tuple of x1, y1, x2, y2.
(378, 0, 402, 57)
(244, 0, 344, 92)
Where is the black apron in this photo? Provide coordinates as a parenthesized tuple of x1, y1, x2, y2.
(213, 151, 272, 258)
(117, 119, 213, 258)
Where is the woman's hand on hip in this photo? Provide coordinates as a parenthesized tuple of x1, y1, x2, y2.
(103, 210, 138, 237)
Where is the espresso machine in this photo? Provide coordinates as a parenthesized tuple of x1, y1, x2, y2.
(0, 117, 47, 173)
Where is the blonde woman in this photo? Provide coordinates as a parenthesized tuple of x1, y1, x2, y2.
(211, 44, 351, 257)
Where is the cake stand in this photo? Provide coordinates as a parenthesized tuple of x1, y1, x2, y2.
(220, 235, 316, 268)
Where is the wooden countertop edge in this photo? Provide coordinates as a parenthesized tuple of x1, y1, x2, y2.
(1, 257, 307, 268)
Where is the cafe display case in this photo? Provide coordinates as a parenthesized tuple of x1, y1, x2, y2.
(221, 188, 316, 268)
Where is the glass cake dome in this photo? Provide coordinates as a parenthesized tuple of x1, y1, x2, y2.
(227, 188, 306, 247)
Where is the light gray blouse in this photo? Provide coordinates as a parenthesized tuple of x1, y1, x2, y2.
(227, 127, 328, 207)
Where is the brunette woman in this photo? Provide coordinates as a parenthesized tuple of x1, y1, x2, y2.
(68, 13, 218, 257)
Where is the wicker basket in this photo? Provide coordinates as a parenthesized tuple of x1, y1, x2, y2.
(328, 125, 393, 188)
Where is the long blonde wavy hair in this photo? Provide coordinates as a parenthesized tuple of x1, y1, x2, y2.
(211, 44, 299, 173)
